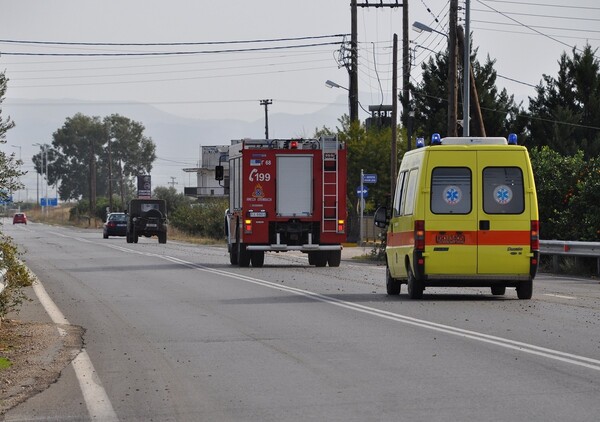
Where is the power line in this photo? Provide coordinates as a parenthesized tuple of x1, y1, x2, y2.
(0, 41, 344, 57)
(478, 0, 600, 11)
(0, 34, 349, 47)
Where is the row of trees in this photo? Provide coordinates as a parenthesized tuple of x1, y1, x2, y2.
(33, 113, 157, 213)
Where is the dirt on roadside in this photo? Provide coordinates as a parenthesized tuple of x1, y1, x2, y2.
(0, 320, 84, 415)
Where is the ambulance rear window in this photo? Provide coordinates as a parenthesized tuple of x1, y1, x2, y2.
(431, 167, 472, 214)
(483, 167, 524, 214)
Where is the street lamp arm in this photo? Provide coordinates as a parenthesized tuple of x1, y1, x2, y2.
(412, 21, 448, 38)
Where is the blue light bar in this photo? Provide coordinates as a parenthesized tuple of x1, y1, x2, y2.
(416, 137, 425, 148)
(508, 133, 518, 145)
(431, 133, 442, 145)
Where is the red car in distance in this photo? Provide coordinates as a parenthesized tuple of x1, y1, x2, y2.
(13, 213, 27, 224)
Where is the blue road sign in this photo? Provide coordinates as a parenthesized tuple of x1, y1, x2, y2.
(356, 186, 368, 198)
(362, 173, 377, 184)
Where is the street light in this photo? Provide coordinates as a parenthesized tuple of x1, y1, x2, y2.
(412, 21, 448, 38)
(325, 80, 347, 91)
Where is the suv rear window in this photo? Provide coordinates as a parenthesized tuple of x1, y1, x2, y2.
(483, 167, 524, 214)
(431, 167, 472, 214)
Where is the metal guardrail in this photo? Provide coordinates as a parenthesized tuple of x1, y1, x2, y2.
(539, 240, 600, 274)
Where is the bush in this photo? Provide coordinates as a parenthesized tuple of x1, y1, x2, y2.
(0, 234, 34, 321)
(169, 199, 228, 239)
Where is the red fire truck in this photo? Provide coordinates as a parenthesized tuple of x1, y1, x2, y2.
(218, 136, 347, 267)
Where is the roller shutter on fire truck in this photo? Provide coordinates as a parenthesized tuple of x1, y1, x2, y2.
(276, 155, 313, 217)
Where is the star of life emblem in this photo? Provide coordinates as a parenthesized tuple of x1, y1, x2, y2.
(493, 185, 513, 205)
(443, 185, 462, 205)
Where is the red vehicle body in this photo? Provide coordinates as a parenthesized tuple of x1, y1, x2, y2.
(223, 136, 347, 267)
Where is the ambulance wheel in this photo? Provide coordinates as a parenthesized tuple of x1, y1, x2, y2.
(251, 251, 264, 267)
(229, 243, 239, 265)
(238, 243, 251, 267)
(516, 279, 533, 300)
(327, 250, 341, 267)
(407, 266, 423, 299)
(386, 265, 401, 295)
(313, 252, 327, 267)
(491, 285, 506, 296)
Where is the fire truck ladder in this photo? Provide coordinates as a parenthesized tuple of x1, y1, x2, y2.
(321, 136, 339, 233)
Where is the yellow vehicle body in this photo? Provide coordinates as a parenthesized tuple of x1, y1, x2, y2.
(383, 136, 539, 299)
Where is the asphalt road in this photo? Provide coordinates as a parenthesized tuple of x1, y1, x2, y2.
(3, 221, 600, 421)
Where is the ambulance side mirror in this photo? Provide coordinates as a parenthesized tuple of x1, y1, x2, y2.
(215, 165, 224, 181)
(374, 206, 389, 228)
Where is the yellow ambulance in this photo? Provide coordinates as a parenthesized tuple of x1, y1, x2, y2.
(374, 133, 539, 299)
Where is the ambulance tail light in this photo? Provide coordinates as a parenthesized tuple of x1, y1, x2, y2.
(244, 219, 252, 234)
(415, 220, 425, 251)
(530, 220, 540, 252)
(337, 220, 345, 233)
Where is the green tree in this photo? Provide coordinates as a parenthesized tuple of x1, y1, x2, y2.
(527, 44, 600, 157)
(36, 113, 157, 205)
(153, 186, 192, 216)
(0, 71, 34, 320)
(411, 45, 526, 139)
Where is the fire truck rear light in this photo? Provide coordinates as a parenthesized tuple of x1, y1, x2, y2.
(338, 220, 345, 232)
(244, 219, 252, 234)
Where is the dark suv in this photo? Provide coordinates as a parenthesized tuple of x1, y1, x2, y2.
(126, 199, 168, 244)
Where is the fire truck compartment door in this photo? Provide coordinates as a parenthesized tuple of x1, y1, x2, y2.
(276, 155, 313, 216)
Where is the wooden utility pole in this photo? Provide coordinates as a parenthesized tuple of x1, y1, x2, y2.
(108, 138, 113, 212)
(350, 0, 359, 123)
(391, 34, 398, 201)
(260, 99, 272, 139)
(448, 0, 459, 136)
(89, 138, 96, 220)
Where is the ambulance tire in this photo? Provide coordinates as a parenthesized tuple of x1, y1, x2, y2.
(313, 252, 328, 267)
(238, 243, 251, 267)
(229, 243, 239, 265)
(491, 285, 506, 296)
(407, 266, 424, 299)
(386, 265, 401, 295)
(327, 250, 341, 267)
(516, 279, 533, 300)
(251, 251, 265, 267)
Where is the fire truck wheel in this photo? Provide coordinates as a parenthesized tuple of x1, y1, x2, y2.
(238, 244, 251, 267)
(516, 279, 533, 300)
(314, 252, 327, 267)
(251, 251, 265, 267)
(230, 243, 239, 265)
(308, 252, 315, 265)
(386, 265, 401, 295)
(407, 266, 423, 299)
(327, 250, 341, 267)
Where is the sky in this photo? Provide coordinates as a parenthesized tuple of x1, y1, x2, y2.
(1, 0, 599, 202)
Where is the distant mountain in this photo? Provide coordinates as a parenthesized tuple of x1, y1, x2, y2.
(3, 98, 346, 198)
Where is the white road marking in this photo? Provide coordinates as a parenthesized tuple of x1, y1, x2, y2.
(32, 279, 119, 421)
(543, 293, 577, 300)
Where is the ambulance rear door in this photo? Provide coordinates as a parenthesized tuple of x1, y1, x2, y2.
(424, 150, 478, 276)
(476, 149, 532, 276)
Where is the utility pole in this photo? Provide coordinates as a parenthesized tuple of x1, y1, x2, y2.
(168, 177, 178, 188)
(350, 0, 359, 124)
(391, 34, 398, 201)
(448, 0, 459, 136)
(108, 138, 113, 212)
(89, 137, 96, 221)
(354, 1, 406, 127)
(457, 26, 485, 136)
(260, 99, 272, 139)
(402, 0, 411, 150)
